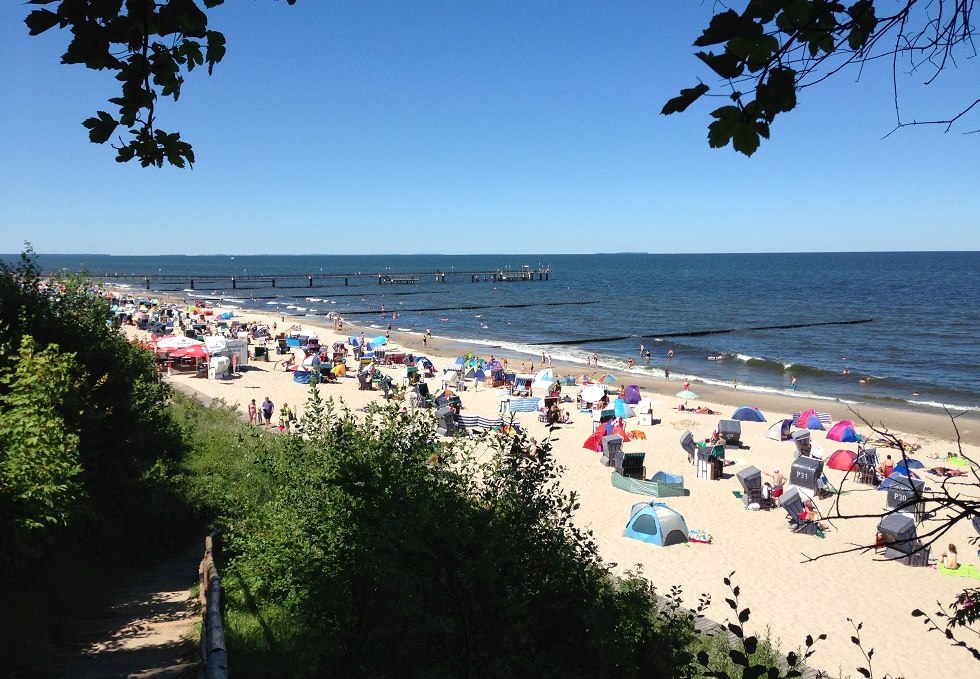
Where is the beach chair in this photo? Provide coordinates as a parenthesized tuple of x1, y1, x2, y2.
(357, 371, 373, 390)
(780, 487, 818, 536)
(618, 452, 646, 480)
(717, 419, 741, 446)
(855, 446, 879, 485)
(877, 513, 930, 566)
(600, 435, 624, 467)
(736, 466, 773, 510)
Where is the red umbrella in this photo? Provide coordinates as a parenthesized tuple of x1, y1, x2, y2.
(827, 449, 858, 471)
(169, 344, 210, 359)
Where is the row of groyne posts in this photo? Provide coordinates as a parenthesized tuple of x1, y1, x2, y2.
(83, 266, 552, 290)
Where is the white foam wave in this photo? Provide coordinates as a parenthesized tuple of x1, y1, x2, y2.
(735, 353, 763, 362)
(908, 399, 980, 413)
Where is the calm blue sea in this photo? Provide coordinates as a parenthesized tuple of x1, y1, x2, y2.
(15, 252, 980, 413)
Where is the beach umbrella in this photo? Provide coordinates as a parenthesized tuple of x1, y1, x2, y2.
(613, 398, 635, 419)
(579, 374, 593, 383)
(827, 421, 860, 442)
(675, 390, 699, 400)
(895, 458, 925, 475)
(372, 335, 387, 346)
(487, 359, 503, 371)
(731, 406, 766, 422)
(156, 335, 205, 350)
(599, 374, 616, 383)
(169, 344, 209, 359)
(580, 384, 606, 403)
(827, 449, 858, 471)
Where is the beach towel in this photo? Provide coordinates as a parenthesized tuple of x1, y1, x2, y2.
(939, 564, 980, 579)
(927, 454, 972, 467)
(630, 430, 647, 440)
(688, 528, 712, 544)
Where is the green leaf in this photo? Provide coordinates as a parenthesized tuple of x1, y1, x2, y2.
(661, 83, 710, 115)
(732, 120, 761, 156)
(205, 30, 226, 76)
(696, 50, 744, 79)
(82, 111, 119, 144)
(694, 9, 745, 47)
(24, 8, 61, 36)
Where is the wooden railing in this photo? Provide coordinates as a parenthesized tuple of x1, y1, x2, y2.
(199, 532, 229, 679)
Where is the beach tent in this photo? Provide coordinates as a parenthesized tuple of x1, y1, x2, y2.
(623, 502, 690, 547)
(531, 368, 556, 397)
(624, 385, 641, 404)
(731, 406, 766, 422)
(292, 368, 312, 384)
(561, 375, 577, 386)
(827, 420, 860, 442)
(585, 420, 631, 450)
(613, 398, 636, 419)
(879, 470, 920, 490)
(827, 449, 858, 471)
(766, 418, 793, 441)
(796, 409, 826, 430)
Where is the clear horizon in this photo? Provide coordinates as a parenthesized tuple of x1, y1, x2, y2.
(3, 3, 978, 254)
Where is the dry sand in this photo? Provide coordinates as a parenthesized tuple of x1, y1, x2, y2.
(125, 306, 980, 679)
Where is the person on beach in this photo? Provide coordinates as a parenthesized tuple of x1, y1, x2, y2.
(940, 544, 960, 570)
(248, 398, 258, 425)
(626, 358, 634, 369)
(683, 379, 690, 391)
(801, 499, 829, 530)
(664, 366, 670, 380)
(639, 343, 645, 357)
(877, 455, 895, 480)
(791, 375, 798, 391)
(423, 335, 428, 348)
(767, 468, 785, 504)
(667, 348, 674, 359)
(262, 397, 274, 427)
(644, 349, 651, 364)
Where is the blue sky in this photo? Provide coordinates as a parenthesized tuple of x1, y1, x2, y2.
(2, 1, 977, 255)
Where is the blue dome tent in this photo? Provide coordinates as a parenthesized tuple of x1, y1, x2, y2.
(623, 502, 690, 547)
(731, 406, 766, 422)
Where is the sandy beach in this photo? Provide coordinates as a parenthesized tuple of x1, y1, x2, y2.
(125, 303, 980, 679)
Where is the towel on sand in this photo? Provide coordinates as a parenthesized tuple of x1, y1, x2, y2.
(939, 564, 980, 579)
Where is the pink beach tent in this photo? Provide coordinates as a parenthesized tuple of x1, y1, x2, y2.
(795, 409, 826, 430)
(827, 420, 860, 442)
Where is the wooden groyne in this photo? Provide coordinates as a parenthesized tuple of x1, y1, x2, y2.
(67, 266, 553, 290)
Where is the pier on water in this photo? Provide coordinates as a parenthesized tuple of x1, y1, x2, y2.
(77, 265, 552, 290)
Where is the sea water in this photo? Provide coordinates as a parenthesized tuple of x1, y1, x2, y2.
(18, 251, 980, 413)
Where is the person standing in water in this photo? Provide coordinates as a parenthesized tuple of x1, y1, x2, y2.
(791, 375, 798, 391)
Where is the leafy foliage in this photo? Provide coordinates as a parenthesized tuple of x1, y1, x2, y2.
(186, 384, 702, 677)
(665, 1, 977, 154)
(0, 336, 83, 537)
(0, 247, 191, 669)
(23, 0, 296, 167)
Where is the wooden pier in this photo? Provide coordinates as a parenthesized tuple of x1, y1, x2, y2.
(74, 266, 552, 290)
